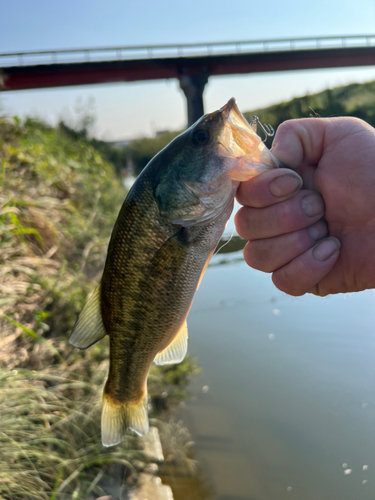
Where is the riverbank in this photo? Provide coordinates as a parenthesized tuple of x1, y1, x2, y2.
(0, 116, 199, 500)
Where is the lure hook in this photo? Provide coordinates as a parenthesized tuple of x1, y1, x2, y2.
(250, 116, 275, 143)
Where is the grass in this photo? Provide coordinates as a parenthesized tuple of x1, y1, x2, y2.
(0, 116, 124, 365)
(0, 367, 142, 500)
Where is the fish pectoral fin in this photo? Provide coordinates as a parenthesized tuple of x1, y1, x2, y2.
(69, 285, 106, 350)
(154, 321, 188, 365)
(101, 391, 149, 447)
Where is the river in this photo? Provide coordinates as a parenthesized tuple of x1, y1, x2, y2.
(175, 204, 375, 500)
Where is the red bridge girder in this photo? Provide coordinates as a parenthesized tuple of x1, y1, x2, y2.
(2, 47, 375, 92)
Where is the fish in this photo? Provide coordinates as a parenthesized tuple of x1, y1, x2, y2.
(69, 98, 279, 447)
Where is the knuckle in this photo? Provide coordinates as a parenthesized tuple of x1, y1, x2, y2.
(236, 182, 251, 206)
(272, 270, 307, 297)
(243, 241, 274, 272)
(272, 255, 315, 296)
(274, 119, 298, 139)
(234, 207, 249, 238)
(274, 199, 299, 233)
(235, 207, 265, 239)
(237, 173, 272, 208)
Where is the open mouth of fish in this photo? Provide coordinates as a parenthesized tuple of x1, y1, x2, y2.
(217, 97, 279, 181)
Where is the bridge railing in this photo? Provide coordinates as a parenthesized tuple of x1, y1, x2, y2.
(1, 35, 375, 68)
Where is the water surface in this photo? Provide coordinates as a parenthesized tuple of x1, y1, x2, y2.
(179, 208, 375, 500)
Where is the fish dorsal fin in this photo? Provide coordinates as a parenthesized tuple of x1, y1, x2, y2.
(154, 321, 188, 365)
(69, 285, 107, 350)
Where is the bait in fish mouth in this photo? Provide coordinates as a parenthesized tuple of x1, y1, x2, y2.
(69, 98, 279, 446)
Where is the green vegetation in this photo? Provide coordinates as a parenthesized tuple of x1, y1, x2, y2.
(243, 79, 375, 145)
(120, 131, 181, 176)
(58, 120, 181, 178)
(0, 116, 199, 500)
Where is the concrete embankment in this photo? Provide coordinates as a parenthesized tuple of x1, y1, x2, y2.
(130, 427, 174, 500)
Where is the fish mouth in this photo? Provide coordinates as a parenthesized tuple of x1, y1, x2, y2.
(220, 98, 253, 133)
(218, 98, 257, 158)
(217, 98, 279, 180)
(220, 97, 236, 119)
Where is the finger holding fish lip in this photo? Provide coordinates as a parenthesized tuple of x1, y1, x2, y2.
(235, 189, 325, 241)
(236, 168, 303, 208)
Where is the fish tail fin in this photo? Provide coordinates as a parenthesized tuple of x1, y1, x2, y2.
(101, 389, 149, 447)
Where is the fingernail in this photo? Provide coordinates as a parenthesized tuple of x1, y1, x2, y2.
(269, 174, 302, 198)
(312, 238, 340, 262)
(308, 221, 328, 240)
(301, 193, 325, 217)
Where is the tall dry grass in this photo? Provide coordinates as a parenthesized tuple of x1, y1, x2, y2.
(0, 117, 199, 499)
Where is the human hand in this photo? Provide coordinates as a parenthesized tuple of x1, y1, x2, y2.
(235, 117, 375, 296)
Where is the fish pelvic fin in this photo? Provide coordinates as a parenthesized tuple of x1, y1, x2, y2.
(69, 285, 106, 350)
(101, 391, 149, 447)
(154, 321, 188, 365)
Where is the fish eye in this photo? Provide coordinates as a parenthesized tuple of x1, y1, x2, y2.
(191, 128, 210, 146)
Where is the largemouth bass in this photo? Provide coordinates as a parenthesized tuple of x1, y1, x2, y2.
(69, 98, 279, 447)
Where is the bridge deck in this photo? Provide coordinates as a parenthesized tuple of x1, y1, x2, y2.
(2, 46, 375, 92)
(1, 35, 375, 68)
(2, 35, 375, 125)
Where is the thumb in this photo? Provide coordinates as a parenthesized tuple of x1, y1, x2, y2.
(271, 118, 330, 169)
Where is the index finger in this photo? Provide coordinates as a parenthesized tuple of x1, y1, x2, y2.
(236, 168, 302, 208)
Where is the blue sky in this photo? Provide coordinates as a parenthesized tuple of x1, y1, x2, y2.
(1, 0, 375, 139)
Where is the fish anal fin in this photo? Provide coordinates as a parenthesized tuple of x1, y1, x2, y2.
(154, 321, 188, 366)
(69, 285, 106, 350)
(101, 391, 149, 447)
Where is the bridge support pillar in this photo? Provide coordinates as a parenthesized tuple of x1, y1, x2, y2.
(179, 74, 208, 127)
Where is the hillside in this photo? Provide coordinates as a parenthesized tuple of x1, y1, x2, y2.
(243, 79, 375, 135)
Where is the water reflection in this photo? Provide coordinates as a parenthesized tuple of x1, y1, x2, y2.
(216, 236, 247, 255)
(179, 228, 375, 500)
(160, 463, 215, 500)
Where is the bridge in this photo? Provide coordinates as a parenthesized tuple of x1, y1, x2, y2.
(2, 35, 375, 126)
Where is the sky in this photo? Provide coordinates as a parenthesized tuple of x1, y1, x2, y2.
(1, 0, 375, 140)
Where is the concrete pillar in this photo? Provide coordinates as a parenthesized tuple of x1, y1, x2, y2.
(179, 74, 208, 127)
